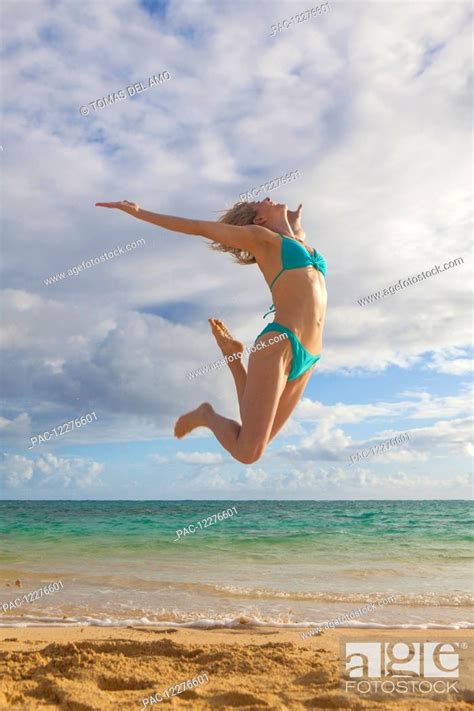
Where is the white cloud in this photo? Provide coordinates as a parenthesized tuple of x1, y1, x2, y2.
(1, 0, 471, 405)
(294, 386, 473, 426)
(182, 465, 230, 492)
(0, 0, 472, 498)
(273, 388, 474, 465)
(427, 349, 474, 375)
(234, 466, 268, 487)
(0, 413, 31, 437)
(0, 294, 238, 440)
(266, 461, 472, 499)
(463, 443, 474, 457)
(35, 453, 103, 489)
(0, 454, 34, 487)
(150, 453, 169, 464)
(176, 451, 224, 464)
(0, 452, 103, 491)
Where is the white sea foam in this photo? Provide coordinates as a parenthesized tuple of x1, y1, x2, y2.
(1, 613, 473, 630)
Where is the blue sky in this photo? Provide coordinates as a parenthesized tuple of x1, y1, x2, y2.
(0, 0, 472, 500)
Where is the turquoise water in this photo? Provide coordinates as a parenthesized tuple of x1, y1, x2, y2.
(0, 500, 472, 628)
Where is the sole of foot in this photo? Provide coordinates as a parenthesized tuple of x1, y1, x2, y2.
(174, 403, 213, 439)
(208, 318, 244, 359)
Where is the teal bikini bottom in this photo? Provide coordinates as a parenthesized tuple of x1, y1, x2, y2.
(254, 322, 321, 381)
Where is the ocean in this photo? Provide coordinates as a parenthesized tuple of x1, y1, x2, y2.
(0, 500, 472, 629)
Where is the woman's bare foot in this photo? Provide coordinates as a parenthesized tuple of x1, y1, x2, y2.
(174, 402, 213, 439)
(209, 318, 244, 359)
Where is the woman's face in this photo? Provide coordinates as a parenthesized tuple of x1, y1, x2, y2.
(251, 197, 288, 226)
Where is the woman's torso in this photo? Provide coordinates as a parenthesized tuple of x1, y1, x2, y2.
(257, 232, 327, 354)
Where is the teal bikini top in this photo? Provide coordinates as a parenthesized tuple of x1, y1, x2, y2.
(264, 234, 327, 318)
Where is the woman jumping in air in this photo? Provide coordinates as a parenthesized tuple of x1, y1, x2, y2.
(96, 198, 327, 463)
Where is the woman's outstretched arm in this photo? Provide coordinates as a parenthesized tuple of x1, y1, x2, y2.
(96, 200, 272, 254)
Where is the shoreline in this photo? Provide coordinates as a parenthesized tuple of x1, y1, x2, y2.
(1, 626, 472, 709)
(1, 620, 473, 630)
(2, 608, 473, 630)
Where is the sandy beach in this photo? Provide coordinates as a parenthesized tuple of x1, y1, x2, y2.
(0, 626, 472, 710)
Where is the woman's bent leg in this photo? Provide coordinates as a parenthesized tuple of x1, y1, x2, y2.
(268, 367, 314, 441)
(209, 318, 247, 416)
(175, 333, 292, 463)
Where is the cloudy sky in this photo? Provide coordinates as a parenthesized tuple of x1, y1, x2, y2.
(1, 0, 472, 500)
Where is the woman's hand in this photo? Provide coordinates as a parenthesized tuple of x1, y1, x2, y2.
(288, 203, 305, 239)
(95, 200, 140, 213)
(287, 202, 303, 224)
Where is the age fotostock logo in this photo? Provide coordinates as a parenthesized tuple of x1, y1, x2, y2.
(343, 641, 464, 696)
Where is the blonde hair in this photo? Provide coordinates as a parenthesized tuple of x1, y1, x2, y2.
(208, 201, 258, 265)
